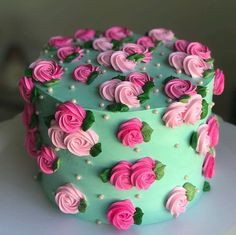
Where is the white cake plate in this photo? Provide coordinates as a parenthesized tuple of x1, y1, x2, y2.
(0, 114, 236, 235)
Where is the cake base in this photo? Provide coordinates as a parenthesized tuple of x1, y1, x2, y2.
(0, 114, 236, 235)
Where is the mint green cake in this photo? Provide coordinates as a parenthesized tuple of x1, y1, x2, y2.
(19, 26, 224, 230)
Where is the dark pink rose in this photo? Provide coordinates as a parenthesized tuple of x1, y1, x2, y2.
(186, 42, 211, 60)
(24, 129, 38, 158)
(137, 36, 155, 48)
(207, 116, 219, 147)
(22, 103, 35, 129)
(18, 76, 34, 103)
(214, 68, 225, 95)
(55, 101, 86, 133)
(110, 161, 132, 190)
(74, 28, 96, 41)
(107, 199, 135, 230)
(57, 46, 83, 61)
(117, 118, 144, 147)
(202, 152, 215, 178)
(104, 26, 132, 40)
(73, 64, 99, 83)
(48, 36, 73, 48)
(174, 39, 190, 52)
(126, 72, 153, 87)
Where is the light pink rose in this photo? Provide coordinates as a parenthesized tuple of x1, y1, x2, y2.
(148, 28, 174, 42)
(162, 102, 187, 128)
(202, 152, 215, 178)
(99, 79, 121, 101)
(110, 161, 132, 190)
(97, 50, 114, 67)
(18, 76, 34, 103)
(22, 103, 35, 129)
(131, 157, 156, 190)
(57, 46, 83, 61)
(169, 52, 188, 70)
(164, 78, 197, 100)
(24, 129, 38, 158)
(73, 64, 99, 83)
(214, 68, 225, 95)
(55, 101, 86, 133)
(174, 39, 190, 52)
(64, 129, 99, 156)
(32, 60, 64, 83)
(104, 26, 132, 40)
(117, 118, 144, 147)
(107, 199, 135, 230)
(186, 42, 211, 60)
(55, 183, 86, 214)
(93, 37, 113, 51)
(37, 146, 58, 174)
(183, 55, 209, 78)
(207, 116, 219, 147)
(126, 72, 153, 87)
(166, 187, 188, 217)
(137, 36, 155, 48)
(48, 36, 73, 48)
(196, 124, 210, 156)
(74, 28, 96, 41)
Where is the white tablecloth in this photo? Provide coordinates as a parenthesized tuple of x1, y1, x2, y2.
(0, 114, 236, 235)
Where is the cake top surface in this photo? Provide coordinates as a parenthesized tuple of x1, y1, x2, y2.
(24, 27, 216, 112)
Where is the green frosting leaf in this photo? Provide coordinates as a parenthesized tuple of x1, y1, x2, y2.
(141, 122, 153, 142)
(112, 40, 123, 50)
(203, 69, 215, 79)
(81, 110, 95, 131)
(29, 113, 39, 129)
(90, 143, 102, 157)
(112, 75, 126, 81)
(149, 47, 155, 53)
(43, 79, 60, 87)
(64, 52, 80, 63)
(197, 86, 207, 98)
(35, 131, 43, 150)
(87, 71, 100, 85)
(143, 81, 155, 94)
(45, 44, 57, 52)
(24, 68, 33, 77)
(201, 99, 209, 119)
(206, 58, 214, 66)
(163, 76, 175, 85)
(122, 36, 133, 43)
(138, 92, 150, 104)
(133, 207, 144, 225)
(30, 87, 39, 104)
(100, 168, 111, 183)
(203, 181, 211, 192)
(52, 158, 60, 172)
(179, 95, 190, 103)
(126, 53, 145, 62)
(106, 103, 129, 112)
(78, 199, 87, 213)
(190, 131, 198, 150)
(83, 40, 93, 49)
(183, 182, 196, 201)
(44, 115, 55, 128)
(154, 162, 166, 180)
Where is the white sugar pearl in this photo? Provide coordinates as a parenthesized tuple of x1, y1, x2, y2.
(50, 54, 54, 58)
(98, 194, 104, 200)
(198, 80, 203, 85)
(76, 175, 82, 181)
(167, 98, 172, 103)
(64, 67, 68, 71)
(87, 59, 92, 63)
(56, 103, 60, 107)
(47, 87, 53, 93)
(85, 160, 92, 165)
(210, 102, 215, 108)
(152, 109, 158, 114)
(145, 104, 151, 110)
(55, 148, 60, 152)
(102, 69, 107, 74)
(156, 63, 161, 68)
(176, 69, 182, 74)
(71, 99, 77, 104)
(69, 85, 75, 90)
(59, 60, 63, 64)
(99, 102, 105, 108)
(35, 110, 40, 115)
(96, 220, 102, 225)
(39, 95, 44, 100)
(135, 194, 141, 199)
(141, 67, 146, 71)
(153, 88, 159, 93)
(134, 147, 140, 153)
(158, 74, 163, 78)
(184, 175, 189, 180)
(85, 49, 90, 54)
(103, 114, 110, 120)
(196, 188, 200, 193)
(44, 49, 49, 54)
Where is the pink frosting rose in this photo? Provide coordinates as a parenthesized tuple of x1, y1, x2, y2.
(99, 79, 121, 101)
(55, 101, 86, 133)
(74, 28, 96, 41)
(48, 36, 73, 48)
(107, 199, 135, 230)
(207, 116, 219, 147)
(117, 118, 144, 147)
(73, 64, 99, 83)
(214, 68, 225, 95)
(37, 146, 58, 174)
(131, 157, 156, 190)
(183, 55, 209, 78)
(57, 46, 83, 61)
(183, 94, 202, 125)
(110, 51, 136, 72)
(164, 78, 197, 99)
(22, 103, 35, 129)
(169, 52, 188, 70)
(148, 28, 174, 42)
(186, 42, 211, 60)
(196, 124, 210, 156)
(126, 72, 153, 87)
(110, 161, 132, 190)
(24, 129, 38, 158)
(55, 183, 86, 214)
(18, 76, 34, 103)
(48, 121, 67, 149)
(104, 26, 132, 40)
(114, 81, 143, 108)
(166, 187, 188, 217)
(97, 50, 114, 67)
(32, 60, 64, 83)
(202, 152, 215, 178)
(174, 39, 190, 52)
(64, 129, 99, 156)
(162, 102, 187, 128)
(93, 37, 113, 51)
(137, 36, 155, 48)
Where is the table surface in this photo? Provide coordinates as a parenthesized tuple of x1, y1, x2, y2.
(0, 114, 236, 235)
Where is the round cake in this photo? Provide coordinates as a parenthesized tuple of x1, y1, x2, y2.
(19, 26, 225, 230)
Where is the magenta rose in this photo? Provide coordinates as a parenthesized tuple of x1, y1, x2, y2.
(99, 79, 121, 101)
(57, 46, 83, 61)
(24, 129, 38, 158)
(164, 78, 197, 100)
(214, 68, 225, 95)
(74, 28, 96, 41)
(55, 101, 86, 133)
(148, 28, 174, 42)
(107, 199, 135, 230)
(97, 50, 114, 67)
(93, 37, 113, 51)
(174, 39, 190, 52)
(110, 161, 132, 190)
(22, 103, 35, 129)
(104, 26, 132, 40)
(126, 72, 153, 87)
(32, 60, 64, 83)
(73, 64, 99, 83)
(202, 152, 215, 178)
(117, 118, 144, 147)
(207, 116, 219, 147)
(18, 76, 34, 103)
(136, 36, 155, 48)
(196, 124, 210, 156)
(169, 52, 188, 70)
(48, 36, 73, 48)
(186, 42, 211, 60)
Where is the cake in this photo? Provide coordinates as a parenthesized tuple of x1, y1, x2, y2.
(18, 26, 225, 230)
